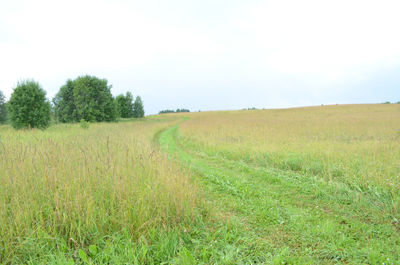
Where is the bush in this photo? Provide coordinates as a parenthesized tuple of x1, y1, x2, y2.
(8, 80, 50, 129)
(80, 119, 89, 129)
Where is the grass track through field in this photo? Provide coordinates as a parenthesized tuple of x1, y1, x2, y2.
(158, 122, 400, 264)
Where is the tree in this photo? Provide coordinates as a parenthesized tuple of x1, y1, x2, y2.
(115, 94, 125, 118)
(133, 96, 144, 118)
(53, 79, 78, 122)
(125, 92, 134, 117)
(73, 75, 116, 122)
(8, 80, 51, 129)
(53, 76, 117, 122)
(115, 92, 134, 118)
(0, 90, 7, 123)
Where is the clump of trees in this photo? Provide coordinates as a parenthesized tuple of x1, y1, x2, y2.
(159, 109, 175, 114)
(54, 75, 116, 122)
(114, 93, 144, 118)
(176, 108, 190, 113)
(0, 91, 7, 124)
(159, 108, 190, 114)
(133, 96, 144, 118)
(115, 92, 134, 118)
(8, 80, 51, 129)
(3, 75, 145, 129)
(54, 75, 145, 122)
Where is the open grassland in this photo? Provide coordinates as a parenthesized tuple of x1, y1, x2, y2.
(180, 104, 400, 191)
(0, 117, 202, 264)
(162, 104, 400, 263)
(1, 104, 400, 264)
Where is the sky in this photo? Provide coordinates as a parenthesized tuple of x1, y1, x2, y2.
(0, 0, 399, 114)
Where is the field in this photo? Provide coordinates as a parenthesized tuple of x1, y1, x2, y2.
(1, 104, 399, 264)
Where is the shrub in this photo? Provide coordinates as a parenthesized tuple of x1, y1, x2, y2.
(80, 118, 89, 129)
(8, 80, 50, 129)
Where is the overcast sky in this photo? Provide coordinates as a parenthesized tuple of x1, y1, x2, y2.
(1, 0, 399, 114)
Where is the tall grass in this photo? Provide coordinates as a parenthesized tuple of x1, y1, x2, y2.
(0, 118, 199, 262)
(179, 104, 400, 190)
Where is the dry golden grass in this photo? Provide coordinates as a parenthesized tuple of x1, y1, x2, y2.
(180, 104, 400, 190)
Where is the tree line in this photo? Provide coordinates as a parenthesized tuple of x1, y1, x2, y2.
(0, 75, 144, 129)
(159, 108, 190, 114)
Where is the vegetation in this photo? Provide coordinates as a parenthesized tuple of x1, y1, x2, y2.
(159, 109, 175, 114)
(1, 104, 399, 264)
(179, 104, 400, 188)
(159, 108, 190, 114)
(54, 77, 145, 123)
(0, 117, 198, 264)
(8, 80, 51, 129)
(53, 79, 78, 123)
(165, 104, 400, 263)
(54, 75, 117, 122)
(0, 90, 7, 123)
(133, 96, 144, 118)
(176, 108, 190, 113)
(115, 92, 134, 118)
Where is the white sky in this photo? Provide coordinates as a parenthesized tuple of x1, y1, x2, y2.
(1, 0, 400, 114)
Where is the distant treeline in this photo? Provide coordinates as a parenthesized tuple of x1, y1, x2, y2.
(382, 101, 400, 104)
(0, 75, 145, 129)
(159, 108, 190, 114)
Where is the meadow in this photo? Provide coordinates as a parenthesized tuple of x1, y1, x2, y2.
(0, 117, 201, 263)
(1, 104, 399, 264)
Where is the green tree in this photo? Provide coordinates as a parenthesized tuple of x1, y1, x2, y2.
(72, 75, 116, 122)
(53, 79, 78, 122)
(0, 90, 7, 123)
(115, 94, 125, 118)
(115, 92, 134, 118)
(125, 92, 134, 117)
(8, 80, 51, 129)
(133, 96, 144, 118)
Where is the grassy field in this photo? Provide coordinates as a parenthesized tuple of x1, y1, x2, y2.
(1, 104, 399, 264)
(0, 117, 202, 264)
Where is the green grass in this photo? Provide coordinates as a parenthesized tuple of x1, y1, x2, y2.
(1, 104, 399, 264)
(158, 124, 400, 264)
(0, 118, 202, 264)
